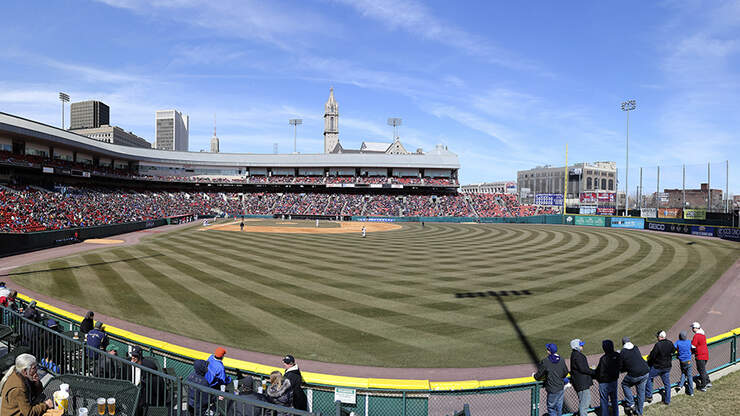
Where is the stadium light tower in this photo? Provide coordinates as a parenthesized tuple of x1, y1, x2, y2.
(289, 119, 302, 153)
(59, 92, 70, 129)
(387, 118, 402, 140)
(620, 99, 636, 214)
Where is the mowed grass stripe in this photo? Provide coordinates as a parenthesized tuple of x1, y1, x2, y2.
(154, 238, 488, 348)
(145, 240, 448, 357)
(79, 253, 164, 321)
(12, 221, 739, 367)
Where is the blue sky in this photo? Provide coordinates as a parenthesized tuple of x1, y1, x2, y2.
(1, 0, 739, 193)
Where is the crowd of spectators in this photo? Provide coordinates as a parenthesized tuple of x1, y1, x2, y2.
(1, 185, 559, 232)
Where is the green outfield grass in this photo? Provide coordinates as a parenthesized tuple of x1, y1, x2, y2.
(10, 221, 740, 368)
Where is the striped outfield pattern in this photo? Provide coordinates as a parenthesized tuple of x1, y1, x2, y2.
(11, 221, 740, 368)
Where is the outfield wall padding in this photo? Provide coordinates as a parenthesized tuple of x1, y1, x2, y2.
(0, 218, 167, 257)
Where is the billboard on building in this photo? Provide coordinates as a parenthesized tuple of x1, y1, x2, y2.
(598, 193, 616, 203)
(597, 207, 615, 215)
(684, 209, 707, 220)
(535, 193, 564, 206)
(658, 208, 682, 218)
(505, 182, 517, 194)
(580, 205, 597, 215)
(580, 192, 598, 203)
(640, 208, 657, 218)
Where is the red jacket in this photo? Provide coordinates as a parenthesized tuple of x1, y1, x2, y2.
(691, 332, 709, 360)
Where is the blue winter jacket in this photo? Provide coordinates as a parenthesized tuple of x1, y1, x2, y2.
(205, 354, 232, 388)
(675, 339, 692, 362)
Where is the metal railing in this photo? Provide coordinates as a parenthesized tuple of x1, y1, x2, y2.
(4, 300, 739, 416)
(1, 305, 318, 416)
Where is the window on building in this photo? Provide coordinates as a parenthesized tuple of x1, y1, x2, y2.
(601, 178, 607, 189)
(608, 179, 614, 190)
(587, 177, 592, 190)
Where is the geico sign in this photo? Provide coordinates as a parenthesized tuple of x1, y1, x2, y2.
(648, 223, 666, 231)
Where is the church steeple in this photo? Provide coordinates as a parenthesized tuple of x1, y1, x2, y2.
(323, 87, 339, 153)
(210, 114, 219, 153)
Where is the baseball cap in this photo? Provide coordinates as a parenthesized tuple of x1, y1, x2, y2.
(691, 322, 701, 329)
(656, 330, 666, 338)
(130, 346, 143, 358)
(95, 321, 104, 329)
(214, 347, 227, 358)
(570, 339, 584, 349)
(283, 354, 295, 364)
(545, 343, 557, 353)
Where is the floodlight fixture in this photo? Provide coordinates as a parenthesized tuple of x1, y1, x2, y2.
(289, 118, 303, 153)
(59, 92, 70, 129)
(387, 117, 402, 140)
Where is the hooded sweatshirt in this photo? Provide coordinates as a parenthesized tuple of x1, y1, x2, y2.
(691, 329, 709, 360)
(187, 360, 211, 410)
(647, 338, 675, 369)
(595, 340, 621, 383)
(534, 352, 569, 393)
(619, 342, 649, 378)
(674, 332, 692, 362)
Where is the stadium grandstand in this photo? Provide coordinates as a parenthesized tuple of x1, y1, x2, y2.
(0, 112, 555, 232)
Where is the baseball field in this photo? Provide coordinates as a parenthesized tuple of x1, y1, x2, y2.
(9, 219, 740, 368)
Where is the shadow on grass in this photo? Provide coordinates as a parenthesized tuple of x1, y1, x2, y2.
(1, 254, 164, 276)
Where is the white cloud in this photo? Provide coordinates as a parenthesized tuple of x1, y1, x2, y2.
(335, 0, 546, 74)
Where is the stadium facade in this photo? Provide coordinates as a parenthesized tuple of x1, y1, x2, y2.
(0, 112, 460, 186)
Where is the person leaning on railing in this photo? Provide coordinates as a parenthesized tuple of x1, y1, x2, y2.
(0, 354, 53, 416)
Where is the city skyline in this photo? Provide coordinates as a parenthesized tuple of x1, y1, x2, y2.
(0, 0, 738, 192)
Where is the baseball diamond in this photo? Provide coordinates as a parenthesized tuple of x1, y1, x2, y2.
(10, 220, 740, 368)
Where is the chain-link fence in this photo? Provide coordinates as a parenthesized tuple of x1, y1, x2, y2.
(3, 300, 739, 416)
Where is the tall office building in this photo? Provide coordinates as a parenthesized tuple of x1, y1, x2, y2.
(70, 100, 110, 130)
(155, 110, 189, 151)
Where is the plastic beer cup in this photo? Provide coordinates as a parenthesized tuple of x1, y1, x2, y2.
(97, 398, 106, 415)
(107, 398, 116, 415)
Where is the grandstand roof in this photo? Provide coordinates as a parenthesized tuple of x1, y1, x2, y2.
(0, 112, 460, 169)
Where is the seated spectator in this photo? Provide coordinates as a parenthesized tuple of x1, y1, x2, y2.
(0, 353, 53, 416)
(229, 376, 268, 416)
(186, 360, 212, 416)
(265, 371, 292, 415)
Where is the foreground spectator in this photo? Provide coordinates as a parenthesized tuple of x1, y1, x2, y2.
(206, 347, 232, 389)
(690, 322, 710, 391)
(645, 330, 673, 405)
(595, 340, 620, 416)
(266, 371, 292, 415)
(619, 336, 649, 416)
(86, 321, 109, 357)
(282, 354, 308, 411)
(80, 311, 94, 333)
(674, 331, 694, 396)
(569, 339, 595, 416)
(130, 346, 165, 415)
(533, 343, 568, 416)
(0, 353, 53, 416)
(230, 376, 268, 416)
(186, 360, 212, 416)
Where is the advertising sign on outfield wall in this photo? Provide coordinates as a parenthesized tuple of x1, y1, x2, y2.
(574, 215, 606, 227)
(597, 207, 615, 215)
(717, 227, 740, 242)
(658, 208, 682, 218)
(579, 205, 597, 215)
(684, 209, 707, 220)
(535, 193, 564, 206)
(690, 226, 715, 237)
(647, 221, 690, 234)
(641, 208, 657, 218)
(610, 217, 645, 229)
